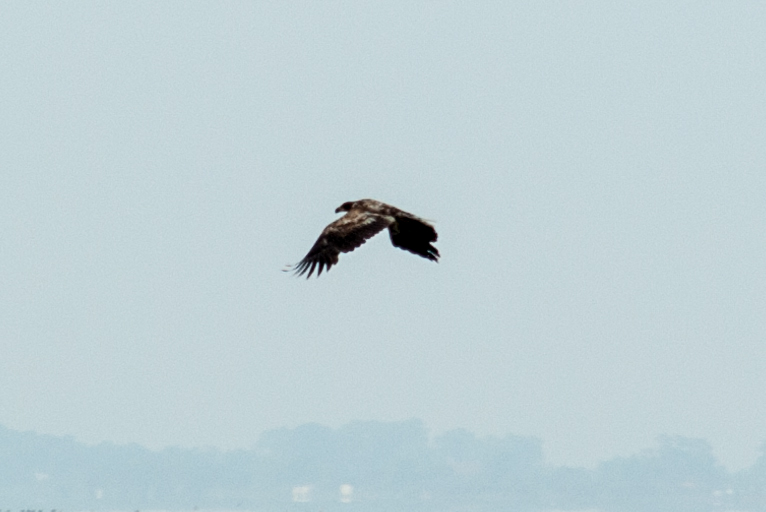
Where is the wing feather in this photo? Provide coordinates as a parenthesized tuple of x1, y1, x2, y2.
(388, 214, 439, 262)
(290, 211, 392, 278)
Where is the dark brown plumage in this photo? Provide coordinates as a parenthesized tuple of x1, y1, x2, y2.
(286, 199, 439, 278)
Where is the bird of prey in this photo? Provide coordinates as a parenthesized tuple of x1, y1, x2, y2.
(286, 199, 439, 278)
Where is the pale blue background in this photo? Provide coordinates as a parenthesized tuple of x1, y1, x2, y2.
(1, 1, 764, 470)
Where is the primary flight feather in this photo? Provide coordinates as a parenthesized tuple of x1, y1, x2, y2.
(286, 199, 439, 278)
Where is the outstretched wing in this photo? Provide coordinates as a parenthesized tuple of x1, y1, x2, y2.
(290, 211, 393, 278)
(388, 214, 439, 262)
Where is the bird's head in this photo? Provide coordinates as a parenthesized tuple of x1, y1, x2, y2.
(335, 201, 355, 213)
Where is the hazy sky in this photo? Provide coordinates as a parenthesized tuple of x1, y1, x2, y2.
(1, 2, 764, 471)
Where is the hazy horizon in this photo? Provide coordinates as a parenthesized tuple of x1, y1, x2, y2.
(1, 419, 761, 510)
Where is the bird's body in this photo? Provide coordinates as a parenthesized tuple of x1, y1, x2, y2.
(287, 199, 439, 278)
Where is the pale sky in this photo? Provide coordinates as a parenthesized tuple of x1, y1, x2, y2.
(1, 2, 764, 471)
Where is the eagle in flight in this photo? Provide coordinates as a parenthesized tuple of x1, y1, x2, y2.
(286, 199, 439, 278)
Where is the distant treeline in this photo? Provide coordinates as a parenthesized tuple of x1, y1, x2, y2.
(1, 420, 765, 511)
